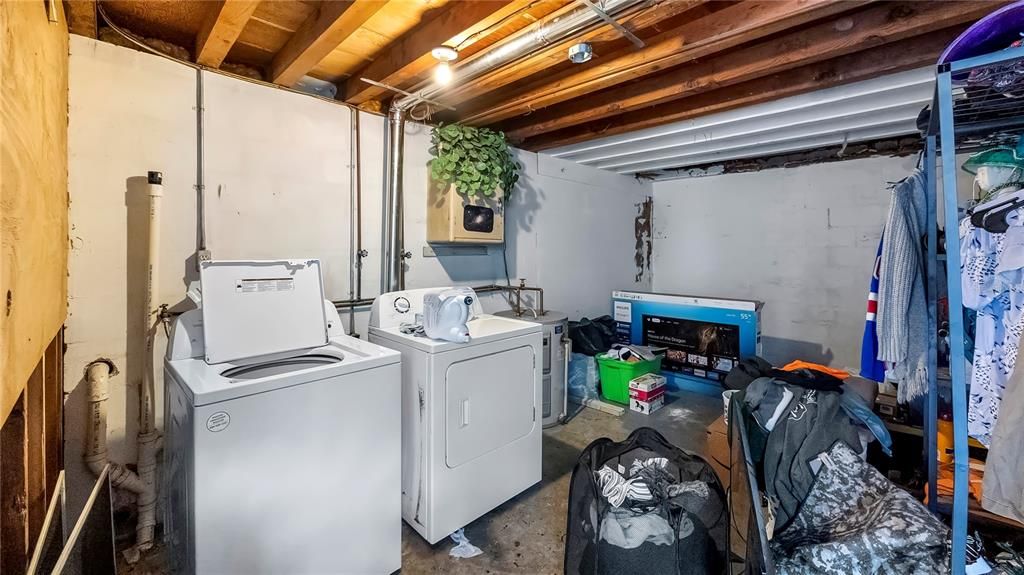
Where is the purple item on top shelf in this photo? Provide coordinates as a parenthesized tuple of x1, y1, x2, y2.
(938, 1, 1024, 64)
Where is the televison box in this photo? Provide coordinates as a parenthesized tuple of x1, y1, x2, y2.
(612, 291, 762, 396)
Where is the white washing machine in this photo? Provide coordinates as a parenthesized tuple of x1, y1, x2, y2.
(164, 260, 402, 575)
(369, 288, 543, 544)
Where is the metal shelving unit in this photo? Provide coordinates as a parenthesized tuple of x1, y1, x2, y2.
(926, 44, 1024, 575)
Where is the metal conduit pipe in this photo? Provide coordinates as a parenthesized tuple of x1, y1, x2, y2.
(348, 107, 362, 334)
(380, 0, 647, 294)
(381, 107, 406, 293)
(331, 284, 507, 310)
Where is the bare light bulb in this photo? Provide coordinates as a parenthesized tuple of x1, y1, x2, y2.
(434, 61, 453, 85)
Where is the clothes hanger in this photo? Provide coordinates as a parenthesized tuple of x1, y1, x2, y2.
(968, 186, 1024, 228)
(980, 199, 1021, 233)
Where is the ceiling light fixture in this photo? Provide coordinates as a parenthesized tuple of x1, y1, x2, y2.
(568, 43, 593, 64)
(431, 45, 458, 85)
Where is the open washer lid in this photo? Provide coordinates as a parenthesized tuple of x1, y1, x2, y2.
(199, 259, 328, 364)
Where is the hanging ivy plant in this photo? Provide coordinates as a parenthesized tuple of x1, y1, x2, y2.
(429, 123, 521, 200)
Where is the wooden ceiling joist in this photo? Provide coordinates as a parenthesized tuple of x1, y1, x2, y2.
(460, 0, 865, 125)
(436, 0, 706, 106)
(342, 0, 525, 104)
(502, 1, 1000, 141)
(195, 0, 261, 67)
(520, 28, 964, 152)
(64, 0, 97, 38)
(270, 0, 390, 86)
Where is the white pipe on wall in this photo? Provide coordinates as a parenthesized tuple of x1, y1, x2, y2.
(132, 170, 164, 555)
(84, 361, 147, 493)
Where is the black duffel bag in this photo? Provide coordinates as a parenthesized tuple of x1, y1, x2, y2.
(564, 427, 728, 575)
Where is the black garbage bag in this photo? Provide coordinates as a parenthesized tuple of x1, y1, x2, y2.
(564, 427, 728, 575)
(569, 315, 618, 356)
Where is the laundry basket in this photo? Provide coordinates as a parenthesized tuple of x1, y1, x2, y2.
(596, 354, 663, 404)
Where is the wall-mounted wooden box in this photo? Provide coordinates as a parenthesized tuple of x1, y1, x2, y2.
(426, 181, 504, 244)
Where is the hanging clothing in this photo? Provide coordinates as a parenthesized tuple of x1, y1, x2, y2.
(876, 171, 930, 403)
(860, 235, 887, 382)
(982, 320, 1024, 524)
(959, 208, 1024, 445)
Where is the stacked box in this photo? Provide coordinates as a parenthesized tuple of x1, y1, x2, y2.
(629, 373, 666, 414)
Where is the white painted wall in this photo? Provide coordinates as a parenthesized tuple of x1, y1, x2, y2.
(652, 155, 921, 368)
(65, 36, 650, 516)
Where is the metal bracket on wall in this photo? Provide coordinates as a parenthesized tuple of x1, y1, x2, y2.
(576, 0, 645, 48)
(422, 245, 489, 257)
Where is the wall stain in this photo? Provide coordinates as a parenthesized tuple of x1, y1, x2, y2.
(634, 197, 653, 283)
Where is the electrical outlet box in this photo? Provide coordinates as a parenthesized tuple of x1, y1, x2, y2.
(427, 180, 504, 244)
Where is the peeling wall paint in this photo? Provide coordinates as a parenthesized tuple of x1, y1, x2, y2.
(634, 197, 653, 283)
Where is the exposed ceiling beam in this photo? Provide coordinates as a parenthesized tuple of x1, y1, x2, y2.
(63, 0, 97, 38)
(459, 0, 866, 125)
(195, 0, 261, 67)
(270, 0, 390, 87)
(519, 28, 961, 151)
(503, 1, 1000, 141)
(343, 0, 527, 104)
(436, 0, 707, 106)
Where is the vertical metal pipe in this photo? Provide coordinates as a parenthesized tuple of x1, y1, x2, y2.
(937, 68, 968, 575)
(348, 108, 359, 335)
(924, 135, 939, 513)
(381, 107, 406, 294)
(195, 69, 209, 265)
(354, 110, 363, 300)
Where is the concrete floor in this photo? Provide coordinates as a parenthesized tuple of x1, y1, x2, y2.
(120, 391, 722, 575)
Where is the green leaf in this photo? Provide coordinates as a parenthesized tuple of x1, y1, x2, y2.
(429, 122, 521, 202)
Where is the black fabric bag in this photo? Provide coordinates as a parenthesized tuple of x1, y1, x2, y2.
(564, 427, 729, 575)
(568, 315, 619, 356)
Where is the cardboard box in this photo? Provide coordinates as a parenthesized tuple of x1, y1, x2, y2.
(629, 372, 667, 392)
(630, 394, 665, 415)
(629, 387, 664, 402)
(704, 416, 730, 490)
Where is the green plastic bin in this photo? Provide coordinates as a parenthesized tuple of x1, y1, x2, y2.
(595, 353, 663, 405)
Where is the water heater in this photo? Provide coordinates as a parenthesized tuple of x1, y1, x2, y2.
(496, 309, 568, 427)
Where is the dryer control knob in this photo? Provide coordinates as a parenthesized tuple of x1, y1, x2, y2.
(394, 296, 411, 314)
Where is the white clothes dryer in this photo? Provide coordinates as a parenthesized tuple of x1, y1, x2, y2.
(369, 288, 542, 544)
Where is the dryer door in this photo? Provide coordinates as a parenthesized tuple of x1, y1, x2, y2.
(445, 345, 536, 468)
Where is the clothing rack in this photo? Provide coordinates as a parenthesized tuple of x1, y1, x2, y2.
(925, 44, 1024, 575)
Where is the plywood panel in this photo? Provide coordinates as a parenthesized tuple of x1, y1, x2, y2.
(1, 0, 69, 421)
(311, 49, 372, 82)
(236, 15, 296, 53)
(315, 0, 449, 79)
(251, 0, 317, 32)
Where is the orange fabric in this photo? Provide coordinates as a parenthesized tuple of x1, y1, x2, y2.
(780, 360, 851, 380)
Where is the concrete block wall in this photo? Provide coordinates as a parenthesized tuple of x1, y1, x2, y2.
(651, 155, 921, 368)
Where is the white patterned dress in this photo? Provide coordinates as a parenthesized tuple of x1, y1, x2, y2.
(960, 209, 1024, 446)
